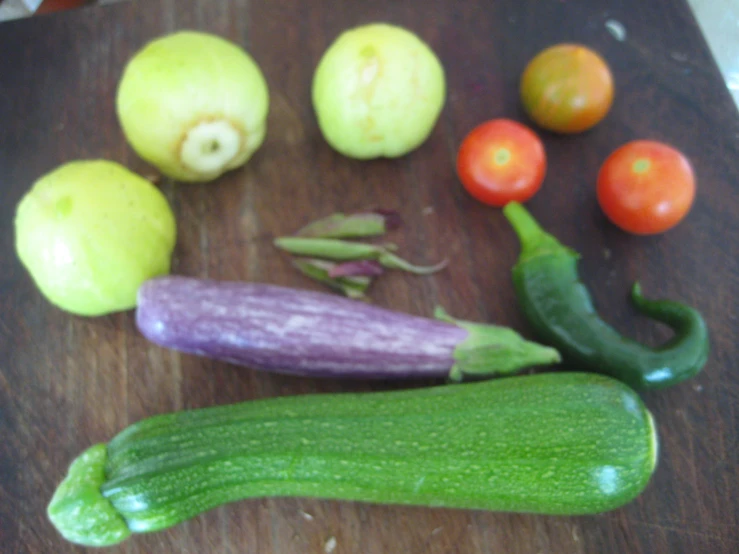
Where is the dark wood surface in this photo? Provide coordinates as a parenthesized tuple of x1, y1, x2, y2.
(1, 0, 737, 552)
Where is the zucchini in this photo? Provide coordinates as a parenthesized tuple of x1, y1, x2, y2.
(48, 372, 658, 547)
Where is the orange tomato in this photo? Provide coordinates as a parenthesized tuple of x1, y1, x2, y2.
(456, 119, 546, 207)
(597, 140, 696, 235)
(520, 44, 614, 134)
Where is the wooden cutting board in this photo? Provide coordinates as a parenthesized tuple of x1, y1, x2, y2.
(0, 0, 737, 552)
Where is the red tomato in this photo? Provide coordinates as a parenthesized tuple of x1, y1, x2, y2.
(456, 119, 546, 207)
(597, 140, 695, 235)
(520, 44, 614, 134)
(36, 0, 92, 13)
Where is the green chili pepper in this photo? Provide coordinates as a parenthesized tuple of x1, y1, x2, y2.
(502, 202, 709, 390)
(274, 237, 447, 275)
(295, 210, 401, 238)
(291, 258, 372, 299)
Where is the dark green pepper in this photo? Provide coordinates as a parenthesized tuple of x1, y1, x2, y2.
(502, 202, 709, 390)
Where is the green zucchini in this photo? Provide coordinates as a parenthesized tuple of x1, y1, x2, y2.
(48, 372, 658, 547)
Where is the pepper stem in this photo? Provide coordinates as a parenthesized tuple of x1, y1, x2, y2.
(502, 202, 543, 244)
(502, 202, 576, 263)
(47, 444, 131, 547)
(434, 306, 561, 381)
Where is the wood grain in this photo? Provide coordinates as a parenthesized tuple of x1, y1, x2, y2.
(0, 0, 737, 552)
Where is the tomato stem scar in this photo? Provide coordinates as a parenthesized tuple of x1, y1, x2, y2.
(493, 147, 512, 166)
(632, 158, 651, 174)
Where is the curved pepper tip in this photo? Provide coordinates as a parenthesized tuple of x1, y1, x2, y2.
(631, 282, 643, 300)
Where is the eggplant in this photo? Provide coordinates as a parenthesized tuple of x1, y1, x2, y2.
(136, 276, 560, 380)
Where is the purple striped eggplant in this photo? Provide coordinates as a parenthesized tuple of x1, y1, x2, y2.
(136, 276, 561, 380)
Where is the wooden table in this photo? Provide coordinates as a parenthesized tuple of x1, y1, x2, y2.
(1, 0, 737, 552)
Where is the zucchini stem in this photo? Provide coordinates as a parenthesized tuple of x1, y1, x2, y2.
(47, 444, 131, 547)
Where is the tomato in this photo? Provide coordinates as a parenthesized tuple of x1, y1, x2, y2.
(456, 119, 546, 207)
(36, 0, 92, 13)
(520, 44, 614, 134)
(597, 140, 696, 235)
